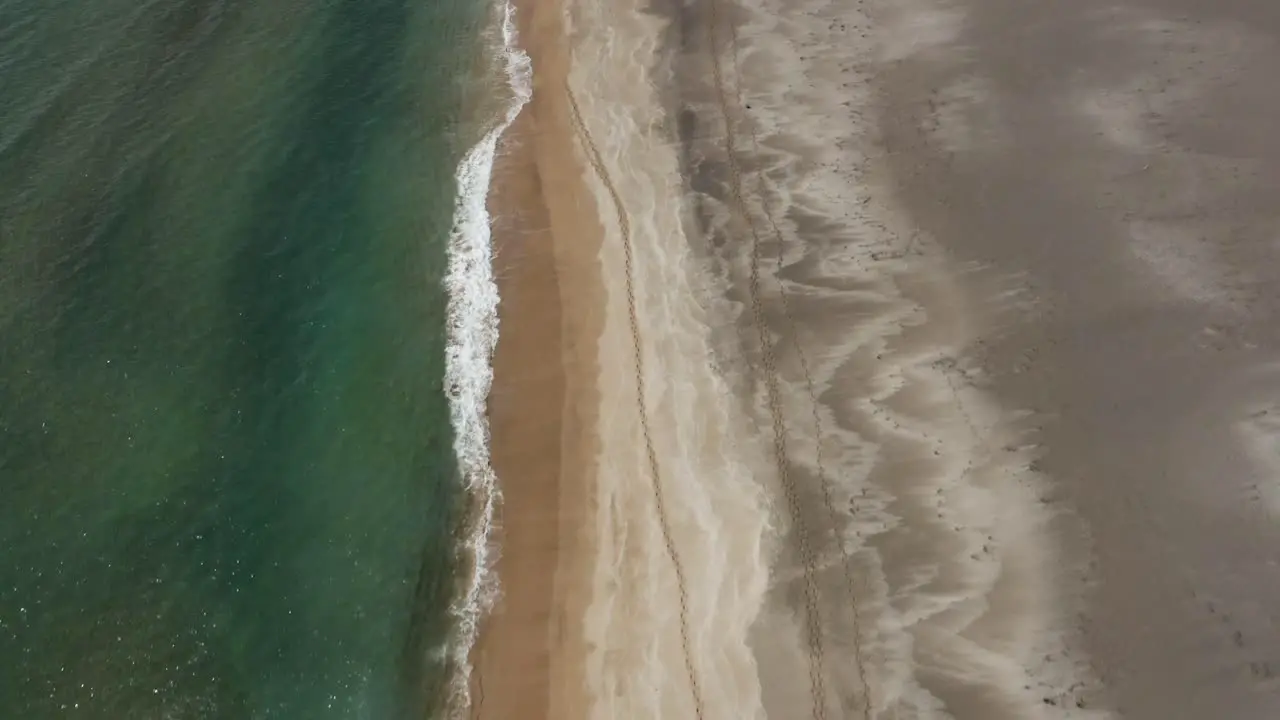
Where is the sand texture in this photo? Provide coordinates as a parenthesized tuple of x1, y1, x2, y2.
(475, 0, 1280, 718)
(468, 1, 600, 719)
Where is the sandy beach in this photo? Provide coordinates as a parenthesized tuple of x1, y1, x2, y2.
(474, 0, 1280, 718)
(477, 0, 773, 717)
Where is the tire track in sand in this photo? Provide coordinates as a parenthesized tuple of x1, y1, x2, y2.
(565, 82, 707, 720)
(721, 8, 875, 719)
(701, 0, 831, 716)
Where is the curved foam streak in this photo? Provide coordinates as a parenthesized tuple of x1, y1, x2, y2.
(441, 2, 531, 716)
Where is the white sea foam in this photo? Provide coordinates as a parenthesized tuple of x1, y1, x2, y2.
(441, 2, 531, 716)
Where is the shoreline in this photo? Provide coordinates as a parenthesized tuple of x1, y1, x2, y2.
(468, 0, 602, 718)
(476, 0, 777, 716)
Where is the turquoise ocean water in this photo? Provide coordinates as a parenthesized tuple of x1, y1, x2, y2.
(0, 0, 508, 716)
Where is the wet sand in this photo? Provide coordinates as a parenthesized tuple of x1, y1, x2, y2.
(468, 1, 601, 718)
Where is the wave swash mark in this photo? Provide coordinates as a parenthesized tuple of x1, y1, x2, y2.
(700, 0, 834, 716)
(565, 81, 709, 719)
(719, 5, 875, 718)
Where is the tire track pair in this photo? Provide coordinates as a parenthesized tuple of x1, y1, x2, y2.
(565, 82, 707, 719)
(718, 6, 875, 719)
(699, 1, 831, 717)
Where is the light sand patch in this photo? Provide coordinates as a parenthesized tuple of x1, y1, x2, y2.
(1125, 220, 1237, 310)
(922, 75, 1008, 155)
(1235, 400, 1280, 517)
(1067, 6, 1279, 317)
(566, 1, 774, 718)
(875, 0, 967, 63)
(1074, 84, 1153, 152)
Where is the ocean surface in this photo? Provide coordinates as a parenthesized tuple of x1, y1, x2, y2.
(0, 0, 506, 717)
